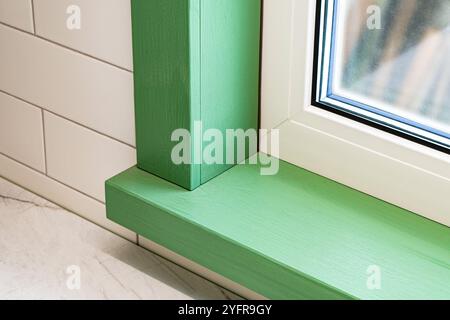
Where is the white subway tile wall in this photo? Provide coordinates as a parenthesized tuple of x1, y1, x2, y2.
(0, 92, 45, 172)
(0, 25, 135, 146)
(0, 0, 34, 33)
(0, 1, 137, 240)
(44, 111, 136, 202)
(33, 0, 133, 70)
(0, 153, 136, 241)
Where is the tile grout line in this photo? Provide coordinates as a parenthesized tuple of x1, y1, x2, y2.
(30, 0, 36, 35)
(0, 153, 142, 247)
(0, 89, 136, 149)
(0, 151, 105, 205)
(0, 21, 133, 73)
(41, 109, 48, 174)
(0, 6, 138, 249)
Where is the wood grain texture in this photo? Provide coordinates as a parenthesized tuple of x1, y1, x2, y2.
(132, 0, 260, 190)
(132, 0, 194, 189)
(105, 155, 450, 300)
(200, 0, 261, 183)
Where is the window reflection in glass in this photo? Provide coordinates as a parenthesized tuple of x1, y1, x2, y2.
(333, 0, 450, 134)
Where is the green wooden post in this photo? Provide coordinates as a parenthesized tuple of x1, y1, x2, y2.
(132, 0, 261, 190)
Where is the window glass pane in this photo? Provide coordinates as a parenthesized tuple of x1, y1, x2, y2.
(325, 0, 450, 143)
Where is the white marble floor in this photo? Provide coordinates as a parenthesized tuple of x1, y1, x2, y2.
(0, 177, 241, 300)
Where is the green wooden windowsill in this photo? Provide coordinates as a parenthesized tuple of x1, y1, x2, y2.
(105, 155, 450, 300)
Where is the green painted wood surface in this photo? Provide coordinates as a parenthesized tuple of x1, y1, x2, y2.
(105, 155, 450, 300)
(199, 0, 261, 183)
(132, 0, 260, 190)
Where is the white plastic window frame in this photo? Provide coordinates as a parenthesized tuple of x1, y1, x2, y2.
(260, 0, 450, 226)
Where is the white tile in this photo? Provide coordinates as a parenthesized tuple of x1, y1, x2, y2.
(0, 152, 135, 241)
(44, 112, 136, 202)
(0, 24, 135, 146)
(0, 0, 34, 33)
(33, 0, 133, 70)
(0, 177, 237, 300)
(0, 92, 45, 172)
